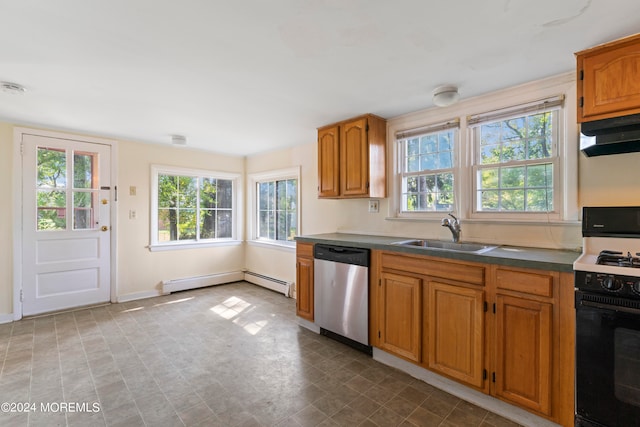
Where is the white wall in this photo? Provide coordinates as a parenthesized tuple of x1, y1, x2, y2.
(244, 142, 338, 285)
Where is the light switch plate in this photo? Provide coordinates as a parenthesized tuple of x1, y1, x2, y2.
(368, 199, 379, 213)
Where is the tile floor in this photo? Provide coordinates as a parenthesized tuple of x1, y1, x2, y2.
(0, 282, 522, 427)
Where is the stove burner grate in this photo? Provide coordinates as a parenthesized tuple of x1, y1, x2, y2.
(596, 250, 640, 268)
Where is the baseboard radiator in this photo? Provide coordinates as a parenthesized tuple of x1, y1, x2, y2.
(243, 271, 293, 297)
(162, 271, 244, 294)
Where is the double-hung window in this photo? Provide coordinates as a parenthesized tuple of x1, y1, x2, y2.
(397, 120, 458, 213)
(250, 167, 300, 246)
(150, 165, 239, 249)
(469, 96, 563, 217)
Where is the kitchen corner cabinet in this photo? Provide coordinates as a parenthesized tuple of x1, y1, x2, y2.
(295, 243, 314, 321)
(371, 250, 575, 426)
(317, 114, 387, 199)
(576, 33, 640, 122)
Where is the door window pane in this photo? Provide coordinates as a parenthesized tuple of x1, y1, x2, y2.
(37, 190, 66, 230)
(37, 147, 67, 188)
(73, 191, 95, 230)
(73, 152, 96, 189)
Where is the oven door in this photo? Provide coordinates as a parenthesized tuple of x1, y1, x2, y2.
(576, 291, 640, 427)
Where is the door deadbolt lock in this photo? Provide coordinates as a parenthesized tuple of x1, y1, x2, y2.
(101, 226, 109, 232)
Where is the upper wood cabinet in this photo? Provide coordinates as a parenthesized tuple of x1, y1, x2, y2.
(317, 114, 387, 199)
(576, 33, 640, 122)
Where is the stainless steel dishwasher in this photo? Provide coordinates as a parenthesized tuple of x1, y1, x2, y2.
(314, 244, 371, 354)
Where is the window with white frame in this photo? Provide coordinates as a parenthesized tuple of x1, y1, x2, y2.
(469, 97, 562, 214)
(250, 167, 300, 245)
(150, 165, 239, 248)
(397, 121, 459, 212)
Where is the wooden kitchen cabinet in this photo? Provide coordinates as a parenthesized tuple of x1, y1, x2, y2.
(317, 114, 386, 199)
(576, 33, 640, 122)
(428, 281, 485, 389)
(494, 293, 552, 415)
(295, 242, 314, 321)
(371, 249, 574, 426)
(378, 271, 422, 362)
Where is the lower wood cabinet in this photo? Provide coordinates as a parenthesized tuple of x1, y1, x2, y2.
(428, 281, 485, 389)
(371, 250, 575, 426)
(494, 294, 552, 415)
(378, 272, 422, 362)
(295, 243, 314, 321)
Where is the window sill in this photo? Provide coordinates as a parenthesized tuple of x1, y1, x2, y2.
(247, 239, 296, 252)
(148, 240, 242, 252)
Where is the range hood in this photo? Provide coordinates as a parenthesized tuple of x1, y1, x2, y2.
(580, 113, 640, 156)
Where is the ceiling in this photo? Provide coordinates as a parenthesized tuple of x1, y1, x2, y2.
(1, 1, 639, 156)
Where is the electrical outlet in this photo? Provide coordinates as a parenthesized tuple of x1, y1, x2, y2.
(368, 199, 379, 213)
(129, 209, 137, 219)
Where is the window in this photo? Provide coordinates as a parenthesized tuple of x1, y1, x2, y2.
(398, 121, 458, 212)
(151, 165, 240, 249)
(470, 98, 561, 214)
(258, 179, 297, 241)
(249, 167, 300, 246)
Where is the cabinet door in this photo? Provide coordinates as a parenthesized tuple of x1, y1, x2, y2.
(296, 256, 314, 321)
(379, 272, 421, 362)
(428, 282, 485, 388)
(318, 125, 340, 198)
(579, 38, 640, 121)
(494, 294, 552, 416)
(340, 117, 369, 197)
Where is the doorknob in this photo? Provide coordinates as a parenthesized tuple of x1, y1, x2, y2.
(101, 226, 109, 232)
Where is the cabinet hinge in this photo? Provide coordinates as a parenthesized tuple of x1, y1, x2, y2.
(366, 181, 370, 189)
(579, 69, 584, 81)
(378, 279, 381, 286)
(579, 96, 584, 108)
(20, 289, 23, 302)
(483, 301, 488, 312)
(493, 303, 496, 314)
(378, 331, 381, 338)
(366, 124, 370, 132)
(483, 369, 487, 380)
(492, 372, 496, 383)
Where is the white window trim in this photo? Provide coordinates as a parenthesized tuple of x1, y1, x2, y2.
(396, 120, 459, 216)
(247, 166, 301, 249)
(468, 99, 562, 221)
(149, 164, 243, 251)
(387, 72, 579, 224)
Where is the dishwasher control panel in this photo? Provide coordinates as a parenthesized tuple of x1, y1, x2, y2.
(313, 244, 369, 266)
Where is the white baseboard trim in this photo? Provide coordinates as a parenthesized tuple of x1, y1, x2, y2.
(162, 271, 244, 294)
(0, 313, 15, 324)
(243, 271, 293, 297)
(117, 290, 162, 303)
(372, 348, 561, 427)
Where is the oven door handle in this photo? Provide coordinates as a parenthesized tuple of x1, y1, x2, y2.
(580, 299, 640, 315)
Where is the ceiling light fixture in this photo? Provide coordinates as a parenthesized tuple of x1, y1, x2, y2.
(1, 81, 27, 95)
(171, 135, 187, 145)
(432, 85, 459, 107)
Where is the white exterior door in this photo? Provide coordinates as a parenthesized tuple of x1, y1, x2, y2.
(22, 134, 112, 316)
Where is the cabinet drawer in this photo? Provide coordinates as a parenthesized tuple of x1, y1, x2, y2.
(380, 252, 485, 286)
(296, 242, 314, 258)
(495, 268, 553, 297)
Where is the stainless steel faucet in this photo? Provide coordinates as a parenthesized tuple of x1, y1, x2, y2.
(441, 213, 461, 243)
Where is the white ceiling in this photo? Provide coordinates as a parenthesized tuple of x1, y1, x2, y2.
(1, 1, 639, 156)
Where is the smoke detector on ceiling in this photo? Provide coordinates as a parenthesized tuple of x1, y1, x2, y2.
(1, 81, 27, 95)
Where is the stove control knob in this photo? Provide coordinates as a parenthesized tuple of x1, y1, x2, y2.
(632, 281, 640, 295)
(602, 276, 622, 291)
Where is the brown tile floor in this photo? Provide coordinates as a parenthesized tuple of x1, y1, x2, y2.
(0, 282, 522, 427)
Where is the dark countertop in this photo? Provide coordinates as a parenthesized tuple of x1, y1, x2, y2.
(295, 233, 580, 273)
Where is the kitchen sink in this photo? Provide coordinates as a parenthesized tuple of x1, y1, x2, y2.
(391, 239, 497, 254)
